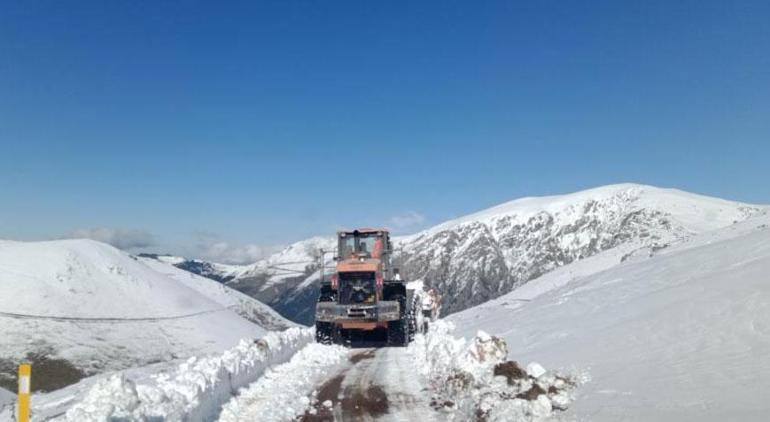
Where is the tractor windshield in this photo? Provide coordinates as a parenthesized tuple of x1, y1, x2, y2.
(338, 232, 383, 258)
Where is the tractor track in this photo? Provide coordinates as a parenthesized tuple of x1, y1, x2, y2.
(301, 347, 436, 422)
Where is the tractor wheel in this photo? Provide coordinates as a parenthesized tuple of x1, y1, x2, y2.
(387, 316, 408, 347)
(315, 321, 333, 345)
(331, 325, 344, 346)
(407, 312, 416, 341)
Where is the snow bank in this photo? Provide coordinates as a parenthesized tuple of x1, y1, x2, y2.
(411, 321, 584, 421)
(59, 328, 314, 422)
(218, 343, 348, 421)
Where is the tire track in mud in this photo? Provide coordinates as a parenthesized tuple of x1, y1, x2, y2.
(301, 348, 435, 422)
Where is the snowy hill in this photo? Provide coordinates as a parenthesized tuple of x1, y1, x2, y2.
(200, 184, 760, 324)
(139, 238, 335, 325)
(0, 239, 274, 391)
(449, 210, 770, 421)
(137, 256, 294, 331)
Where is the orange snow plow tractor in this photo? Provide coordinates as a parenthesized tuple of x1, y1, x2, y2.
(315, 229, 415, 346)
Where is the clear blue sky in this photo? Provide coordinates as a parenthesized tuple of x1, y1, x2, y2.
(1, 0, 769, 262)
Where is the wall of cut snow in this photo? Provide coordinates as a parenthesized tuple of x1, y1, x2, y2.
(57, 328, 314, 422)
(218, 343, 348, 421)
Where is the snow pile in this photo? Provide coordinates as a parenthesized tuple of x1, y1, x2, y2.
(60, 327, 314, 422)
(218, 343, 348, 421)
(411, 321, 583, 421)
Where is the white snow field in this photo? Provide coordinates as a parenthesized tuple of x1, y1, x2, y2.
(0, 239, 273, 382)
(450, 211, 770, 421)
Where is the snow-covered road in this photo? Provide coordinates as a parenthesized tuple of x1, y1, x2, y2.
(222, 325, 578, 422)
(303, 347, 437, 422)
(19, 324, 577, 421)
(221, 344, 437, 422)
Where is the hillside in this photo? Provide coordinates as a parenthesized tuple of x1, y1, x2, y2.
(448, 210, 770, 421)
(137, 256, 294, 331)
(397, 183, 760, 314)
(0, 239, 272, 392)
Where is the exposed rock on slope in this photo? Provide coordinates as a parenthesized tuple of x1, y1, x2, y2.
(397, 184, 761, 313)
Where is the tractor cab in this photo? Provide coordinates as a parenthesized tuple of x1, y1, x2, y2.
(337, 229, 390, 261)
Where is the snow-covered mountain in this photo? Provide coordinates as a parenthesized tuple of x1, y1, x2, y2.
(137, 253, 251, 283)
(396, 183, 761, 314)
(160, 184, 763, 325)
(448, 209, 770, 421)
(0, 239, 290, 392)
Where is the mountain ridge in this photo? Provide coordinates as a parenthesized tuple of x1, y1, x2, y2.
(147, 184, 765, 324)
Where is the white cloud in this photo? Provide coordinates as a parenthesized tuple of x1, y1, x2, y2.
(65, 227, 155, 250)
(196, 241, 277, 265)
(388, 211, 427, 232)
(190, 231, 280, 265)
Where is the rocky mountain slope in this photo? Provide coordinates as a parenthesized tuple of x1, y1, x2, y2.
(396, 183, 761, 314)
(159, 184, 763, 325)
